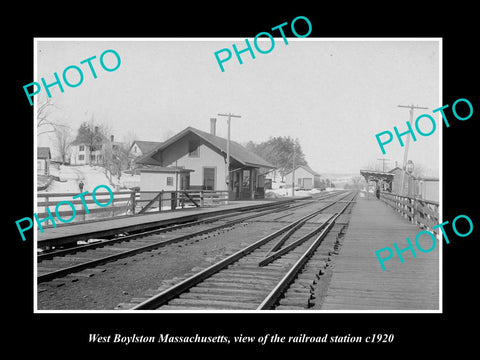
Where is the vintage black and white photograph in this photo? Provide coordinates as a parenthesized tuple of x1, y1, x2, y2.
(32, 38, 442, 312)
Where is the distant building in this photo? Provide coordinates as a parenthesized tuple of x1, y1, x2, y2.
(284, 165, 321, 190)
(70, 129, 121, 166)
(70, 127, 107, 165)
(128, 140, 163, 173)
(135, 119, 276, 200)
(37, 147, 51, 176)
(389, 167, 412, 195)
(360, 167, 439, 202)
(129, 140, 163, 159)
(416, 177, 439, 202)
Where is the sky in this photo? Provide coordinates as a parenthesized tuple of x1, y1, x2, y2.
(36, 38, 440, 176)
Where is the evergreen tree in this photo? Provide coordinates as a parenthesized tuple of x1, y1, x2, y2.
(245, 136, 308, 180)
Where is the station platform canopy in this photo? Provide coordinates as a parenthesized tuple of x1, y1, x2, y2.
(359, 169, 394, 183)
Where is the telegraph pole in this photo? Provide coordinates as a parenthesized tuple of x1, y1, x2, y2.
(218, 113, 241, 204)
(397, 104, 428, 195)
(377, 158, 390, 172)
(292, 141, 296, 197)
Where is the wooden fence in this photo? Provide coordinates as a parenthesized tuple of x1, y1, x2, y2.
(380, 191, 440, 233)
(36, 189, 229, 227)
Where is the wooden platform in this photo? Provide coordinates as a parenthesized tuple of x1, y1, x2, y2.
(320, 194, 440, 311)
(37, 198, 304, 247)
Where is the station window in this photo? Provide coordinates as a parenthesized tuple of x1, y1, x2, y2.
(166, 177, 174, 186)
(79, 154, 84, 161)
(203, 167, 216, 190)
(242, 169, 250, 188)
(79, 145, 84, 151)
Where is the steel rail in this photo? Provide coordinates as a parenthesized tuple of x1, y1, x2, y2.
(258, 213, 337, 267)
(131, 192, 356, 310)
(262, 191, 353, 257)
(38, 191, 340, 261)
(256, 195, 357, 310)
(130, 207, 335, 310)
(36, 203, 296, 283)
(37, 202, 293, 261)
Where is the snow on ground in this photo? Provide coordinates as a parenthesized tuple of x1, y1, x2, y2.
(266, 186, 328, 198)
(36, 165, 141, 223)
(265, 179, 334, 198)
(39, 165, 139, 194)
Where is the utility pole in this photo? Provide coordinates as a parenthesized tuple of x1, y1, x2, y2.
(377, 158, 390, 172)
(397, 104, 428, 195)
(218, 113, 241, 204)
(292, 141, 296, 197)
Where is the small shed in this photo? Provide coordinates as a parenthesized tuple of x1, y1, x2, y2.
(139, 166, 194, 201)
(284, 165, 321, 189)
(37, 147, 51, 176)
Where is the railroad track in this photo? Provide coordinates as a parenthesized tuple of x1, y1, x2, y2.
(130, 191, 357, 310)
(37, 191, 350, 285)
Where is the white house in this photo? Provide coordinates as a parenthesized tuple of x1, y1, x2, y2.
(70, 130, 124, 166)
(70, 127, 110, 165)
(129, 140, 163, 159)
(284, 165, 321, 190)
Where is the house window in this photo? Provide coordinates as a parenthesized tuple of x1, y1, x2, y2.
(166, 177, 174, 186)
(188, 140, 200, 157)
(79, 154, 85, 161)
(79, 145, 85, 151)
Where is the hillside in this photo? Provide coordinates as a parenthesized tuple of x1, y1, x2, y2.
(38, 164, 139, 194)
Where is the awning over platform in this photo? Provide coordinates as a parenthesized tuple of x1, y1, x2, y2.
(360, 169, 394, 182)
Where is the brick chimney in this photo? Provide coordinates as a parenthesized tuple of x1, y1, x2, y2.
(210, 118, 217, 136)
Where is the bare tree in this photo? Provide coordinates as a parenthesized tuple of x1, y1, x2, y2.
(37, 97, 67, 136)
(72, 116, 106, 165)
(54, 125, 72, 164)
(122, 130, 137, 173)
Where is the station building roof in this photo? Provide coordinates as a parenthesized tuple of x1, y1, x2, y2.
(136, 126, 276, 169)
(139, 166, 194, 173)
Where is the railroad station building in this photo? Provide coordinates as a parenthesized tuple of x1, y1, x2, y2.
(135, 119, 276, 200)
